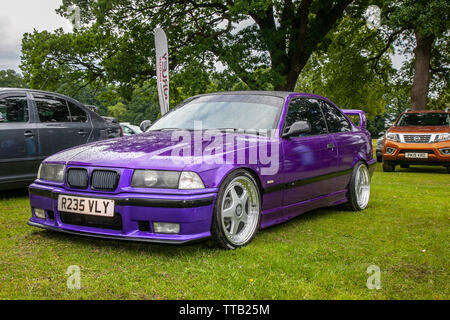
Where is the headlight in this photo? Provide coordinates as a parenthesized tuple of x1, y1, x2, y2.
(179, 171, 205, 189)
(37, 163, 66, 182)
(131, 170, 180, 188)
(386, 133, 400, 142)
(385, 147, 396, 154)
(131, 170, 205, 189)
(435, 133, 450, 142)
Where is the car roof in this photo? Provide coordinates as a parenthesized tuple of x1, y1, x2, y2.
(0, 87, 82, 103)
(196, 91, 293, 98)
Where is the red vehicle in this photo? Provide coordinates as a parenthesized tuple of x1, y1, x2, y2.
(382, 109, 450, 173)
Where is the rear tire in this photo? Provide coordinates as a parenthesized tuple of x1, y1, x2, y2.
(376, 155, 382, 163)
(347, 161, 371, 211)
(447, 166, 450, 174)
(211, 169, 261, 250)
(383, 162, 395, 172)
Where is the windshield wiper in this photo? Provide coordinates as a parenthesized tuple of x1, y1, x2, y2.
(215, 128, 264, 136)
(148, 128, 185, 131)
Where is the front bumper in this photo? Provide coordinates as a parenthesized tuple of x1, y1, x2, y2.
(382, 141, 450, 165)
(28, 183, 217, 244)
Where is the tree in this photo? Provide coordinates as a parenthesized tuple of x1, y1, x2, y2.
(21, 0, 372, 93)
(383, 0, 449, 110)
(296, 15, 394, 118)
(107, 102, 127, 120)
(0, 69, 27, 88)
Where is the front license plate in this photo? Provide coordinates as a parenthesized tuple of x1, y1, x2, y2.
(405, 152, 428, 159)
(58, 195, 114, 217)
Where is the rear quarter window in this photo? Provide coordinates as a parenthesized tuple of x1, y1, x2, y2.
(320, 101, 352, 133)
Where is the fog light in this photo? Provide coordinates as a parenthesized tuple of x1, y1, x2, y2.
(34, 208, 45, 219)
(153, 222, 180, 234)
(439, 148, 450, 155)
(386, 147, 396, 154)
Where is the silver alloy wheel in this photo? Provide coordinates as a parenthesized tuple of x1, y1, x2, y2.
(221, 176, 260, 246)
(355, 164, 370, 209)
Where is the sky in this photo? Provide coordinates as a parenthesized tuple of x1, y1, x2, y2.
(0, 0, 70, 71)
(0, 0, 407, 73)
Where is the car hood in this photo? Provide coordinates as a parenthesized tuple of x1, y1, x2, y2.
(389, 126, 449, 133)
(45, 130, 270, 172)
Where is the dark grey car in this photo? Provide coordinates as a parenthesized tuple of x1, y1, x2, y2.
(0, 88, 122, 190)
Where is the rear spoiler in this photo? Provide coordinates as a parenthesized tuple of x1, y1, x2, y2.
(342, 109, 367, 129)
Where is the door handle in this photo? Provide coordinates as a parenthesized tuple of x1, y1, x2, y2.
(78, 130, 86, 135)
(24, 131, 35, 137)
(327, 143, 335, 150)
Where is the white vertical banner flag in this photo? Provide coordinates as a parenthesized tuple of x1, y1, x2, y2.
(154, 27, 169, 115)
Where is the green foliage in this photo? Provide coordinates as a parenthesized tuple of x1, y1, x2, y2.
(22, 0, 365, 92)
(387, 0, 450, 37)
(0, 69, 27, 88)
(296, 15, 394, 118)
(381, 0, 450, 109)
(107, 102, 127, 120)
(16, 0, 448, 123)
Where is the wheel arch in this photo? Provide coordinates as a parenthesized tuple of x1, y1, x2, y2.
(215, 166, 265, 205)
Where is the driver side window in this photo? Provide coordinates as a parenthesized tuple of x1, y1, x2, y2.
(284, 98, 328, 137)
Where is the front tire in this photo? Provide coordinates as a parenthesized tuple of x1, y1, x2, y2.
(211, 170, 261, 250)
(347, 162, 371, 211)
(446, 166, 450, 174)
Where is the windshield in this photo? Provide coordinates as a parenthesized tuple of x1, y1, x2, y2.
(397, 113, 450, 126)
(150, 94, 283, 132)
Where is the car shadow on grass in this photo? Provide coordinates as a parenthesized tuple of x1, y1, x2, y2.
(29, 201, 351, 254)
(0, 188, 29, 200)
(395, 165, 447, 174)
(34, 228, 217, 256)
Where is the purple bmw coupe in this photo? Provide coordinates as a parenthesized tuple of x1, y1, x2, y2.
(28, 92, 375, 249)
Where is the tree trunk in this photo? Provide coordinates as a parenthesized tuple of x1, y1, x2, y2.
(410, 31, 434, 110)
(274, 57, 308, 92)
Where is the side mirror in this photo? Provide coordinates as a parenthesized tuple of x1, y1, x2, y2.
(140, 120, 152, 132)
(283, 121, 311, 138)
(378, 132, 385, 137)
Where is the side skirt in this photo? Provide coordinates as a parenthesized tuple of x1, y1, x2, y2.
(260, 189, 348, 229)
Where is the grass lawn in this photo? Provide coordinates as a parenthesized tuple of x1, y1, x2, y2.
(0, 162, 448, 299)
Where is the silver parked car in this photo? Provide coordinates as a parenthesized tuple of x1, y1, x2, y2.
(120, 122, 143, 136)
(0, 88, 123, 190)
